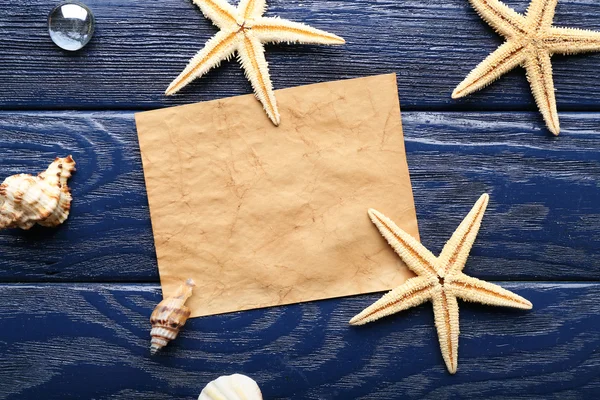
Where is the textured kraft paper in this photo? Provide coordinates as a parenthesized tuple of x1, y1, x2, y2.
(135, 74, 419, 318)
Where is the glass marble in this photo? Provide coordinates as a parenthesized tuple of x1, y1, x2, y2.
(48, 2, 95, 51)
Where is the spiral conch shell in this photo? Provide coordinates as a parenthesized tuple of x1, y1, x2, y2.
(0, 156, 76, 230)
(198, 374, 263, 400)
(150, 278, 196, 354)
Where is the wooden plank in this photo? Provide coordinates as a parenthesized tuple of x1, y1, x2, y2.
(0, 111, 156, 282)
(0, 111, 598, 282)
(403, 111, 600, 282)
(0, 282, 598, 399)
(1, 0, 600, 110)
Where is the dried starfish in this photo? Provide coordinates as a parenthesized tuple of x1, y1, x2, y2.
(453, 0, 600, 135)
(350, 194, 532, 374)
(166, 0, 345, 125)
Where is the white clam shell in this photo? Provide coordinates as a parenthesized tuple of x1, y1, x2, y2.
(198, 374, 262, 400)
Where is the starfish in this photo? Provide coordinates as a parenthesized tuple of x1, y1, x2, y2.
(165, 0, 345, 125)
(452, 0, 600, 135)
(350, 194, 532, 374)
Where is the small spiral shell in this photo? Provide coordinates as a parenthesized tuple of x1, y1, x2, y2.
(0, 156, 76, 230)
(150, 278, 195, 354)
(198, 374, 263, 400)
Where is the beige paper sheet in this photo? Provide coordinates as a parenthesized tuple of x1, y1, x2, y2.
(135, 73, 419, 317)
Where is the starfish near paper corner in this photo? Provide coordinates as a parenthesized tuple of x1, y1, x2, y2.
(350, 194, 532, 374)
(165, 0, 345, 125)
(452, 0, 600, 135)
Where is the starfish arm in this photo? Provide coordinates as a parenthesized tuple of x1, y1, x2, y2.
(251, 17, 345, 45)
(524, 49, 560, 135)
(368, 209, 440, 278)
(192, 0, 238, 29)
(237, 32, 280, 125)
(544, 27, 600, 55)
(525, 0, 558, 31)
(431, 290, 459, 374)
(449, 273, 533, 309)
(166, 30, 240, 96)
(238, 0, 267, 19)
(438, 194, 489, 275)
(349, 277, 433, 326)
(467, 0, 528, 37)
(452, 40, 527, 99)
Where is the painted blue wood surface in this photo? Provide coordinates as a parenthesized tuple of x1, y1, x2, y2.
(0, 111, 598, 282)
(1, 0, 600, 398)
(0, 283, 598, 399)
(1, 0, 600, 112)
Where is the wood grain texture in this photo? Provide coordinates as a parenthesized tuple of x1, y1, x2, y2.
(0, 111, 155, 281)
(0, 282, 597, 399)
(0, 111, 598, 282)
(403, 111, 600, 282)
(2, 0, 600, 111)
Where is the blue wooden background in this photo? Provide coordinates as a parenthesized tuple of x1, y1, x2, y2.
(1, 0, 599, 399)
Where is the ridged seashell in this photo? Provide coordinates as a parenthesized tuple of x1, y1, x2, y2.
(0, 156, 76, 230)
(150, 278, 196, 354)
(198, 374, 263, 400)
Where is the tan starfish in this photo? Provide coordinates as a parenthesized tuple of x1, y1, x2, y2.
(350, 194, 532, 374)
(165, 0, 345, 125)
(452, 0, 600, 135)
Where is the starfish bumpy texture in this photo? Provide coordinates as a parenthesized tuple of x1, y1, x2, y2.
(350, 194, 532, 374)
(453, 0, 600, 135)
(166, 0, 345, 125)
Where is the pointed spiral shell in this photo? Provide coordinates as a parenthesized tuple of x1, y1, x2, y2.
(198, 374, 263, 400)
(150, 278, 196, 354)
(0, 156, 76, 230)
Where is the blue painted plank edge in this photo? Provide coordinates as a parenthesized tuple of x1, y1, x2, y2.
(0, 111, 598, 281)
(1, 0, 600, 111)
(0, 282, 598, 399)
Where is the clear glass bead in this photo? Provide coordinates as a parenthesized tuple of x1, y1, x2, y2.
(48, 2, 95, 51)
